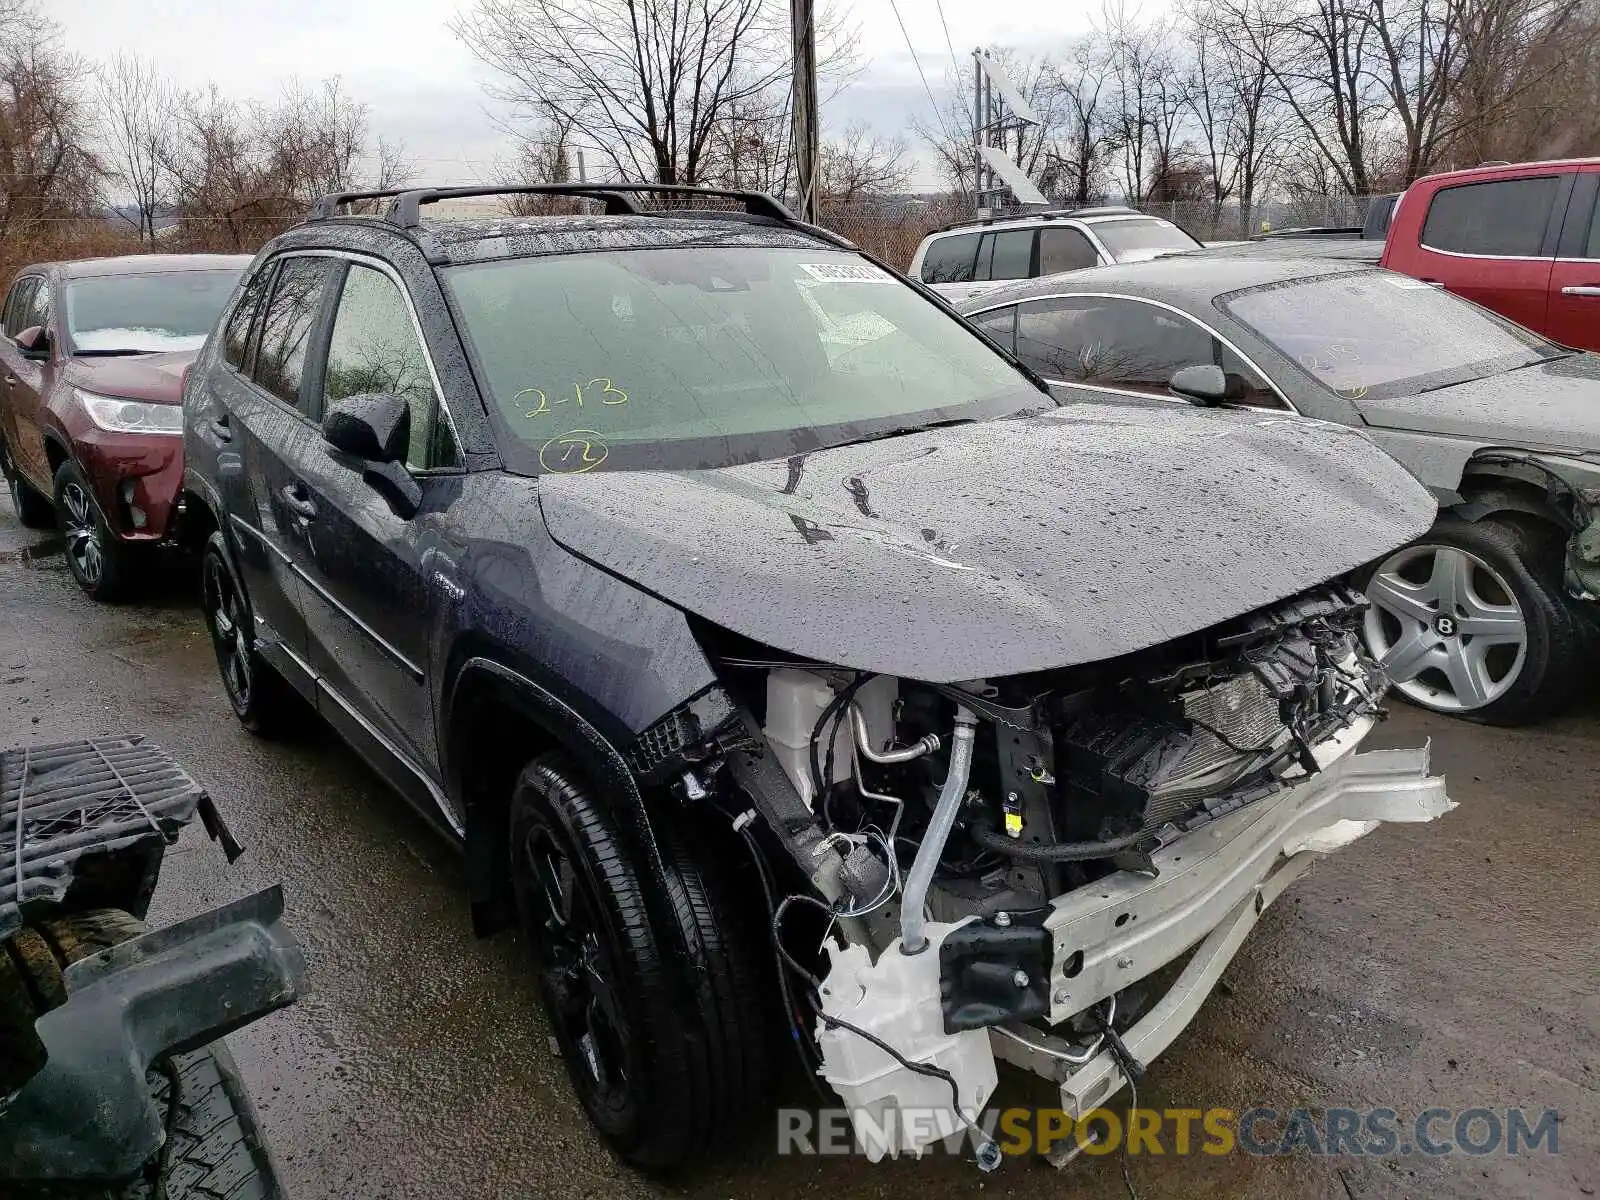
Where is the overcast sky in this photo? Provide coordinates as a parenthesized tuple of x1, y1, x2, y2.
(53, 0, 1108, 188)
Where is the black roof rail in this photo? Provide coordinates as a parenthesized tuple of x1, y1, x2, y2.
(308, 188, 416, 220)
(385, 183, 797, 229)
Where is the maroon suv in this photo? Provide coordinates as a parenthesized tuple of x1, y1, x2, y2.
(0, 254, 248, 599)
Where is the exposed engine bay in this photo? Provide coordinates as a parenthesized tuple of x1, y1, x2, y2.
(658, 582, 1452, 1164)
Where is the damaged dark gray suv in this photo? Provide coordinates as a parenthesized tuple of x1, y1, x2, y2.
(181, 185, 1455, 1172)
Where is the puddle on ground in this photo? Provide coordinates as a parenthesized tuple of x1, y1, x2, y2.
(0, 536, 66, 565)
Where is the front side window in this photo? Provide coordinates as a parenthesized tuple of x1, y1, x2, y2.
(1039, 228, 1098, 274)
(1016, 296, 1211, 391)
(1421, 177, 1559, 257)
(17, 276, 48, 335)
(1014, 294, 1279, 404)
(1088, 218, 1202, 263)
(252, 257, 333, 414)
(2, 277, 38, 337)
(1221, 270, 1563, 401)
(446, 247, 1046, 473)
(969, 305, 1016, 354)
(323, 264, 458, 470)
(920, 233, 980, 284)
(63, 269, 242, 354)
(223, 266, 273, 372)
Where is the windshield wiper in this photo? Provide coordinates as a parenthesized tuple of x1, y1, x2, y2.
(71, 348, 150, 358)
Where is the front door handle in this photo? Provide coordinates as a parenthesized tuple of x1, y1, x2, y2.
(1417, 279, 1447, 288)
(208, 412, 233, 442)
(2, 375, 15, 386)
(279, 483, 317, 520)
(1560, 285, 1600, 297)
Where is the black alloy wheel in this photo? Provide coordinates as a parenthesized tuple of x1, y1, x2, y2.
(199, 530, 303, 737)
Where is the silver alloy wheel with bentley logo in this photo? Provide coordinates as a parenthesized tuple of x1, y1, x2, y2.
(1364, 542, 1528, 714)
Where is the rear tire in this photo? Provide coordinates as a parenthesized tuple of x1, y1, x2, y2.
(11, 909, 282, 1199)
(199, 531, 306, 738)
(509, 753, 771, 1172)
(1, 434, 53, 529)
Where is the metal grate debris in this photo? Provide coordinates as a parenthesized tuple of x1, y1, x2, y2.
(1, 737, 206, 941)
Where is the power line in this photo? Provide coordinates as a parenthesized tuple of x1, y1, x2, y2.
(933, 0, 963, 80)
(887, 0, 962, 150)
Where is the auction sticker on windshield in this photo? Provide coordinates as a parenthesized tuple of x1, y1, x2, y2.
(798, 262, 895, 283)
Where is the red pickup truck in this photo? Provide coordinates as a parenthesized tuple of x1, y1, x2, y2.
(1234, 159, 1600, 349)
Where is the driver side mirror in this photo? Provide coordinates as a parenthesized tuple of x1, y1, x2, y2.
(15, 325, 49, 361)
(1167, 363, 1229, 406)
(321, 393, 421, 519)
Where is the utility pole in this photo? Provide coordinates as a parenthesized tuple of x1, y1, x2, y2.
(790, 0, 820, 221)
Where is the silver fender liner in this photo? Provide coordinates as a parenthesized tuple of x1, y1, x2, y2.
(991, 730, 1452, 1116)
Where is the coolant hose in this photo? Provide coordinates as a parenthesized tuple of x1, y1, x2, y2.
(968, 817, 1151, 861)
(899, 706, 978, 955)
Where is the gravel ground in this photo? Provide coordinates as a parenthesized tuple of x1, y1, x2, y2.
(2, 496, 1595, 1200)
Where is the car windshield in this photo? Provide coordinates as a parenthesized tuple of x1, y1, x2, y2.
(1220, 270, 1563, 401)
(444, 246, 1046, 473)
(1090, 219, 1202, 262)
(64, 269, 243, 354)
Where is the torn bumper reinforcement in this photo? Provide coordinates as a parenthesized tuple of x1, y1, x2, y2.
(994, 722, 1452, 1117)
(0, 887, 305, 1183)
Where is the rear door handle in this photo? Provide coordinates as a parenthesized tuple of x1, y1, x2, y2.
(279, 483, 317, 520)
(1560, 285, 1600, 297)
(208, 412, 233, 441)
(2, 376, 15, 386)
(1417, 279, 1447, 288)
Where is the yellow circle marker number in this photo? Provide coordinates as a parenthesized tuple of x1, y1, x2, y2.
(539, 430, 609, 474)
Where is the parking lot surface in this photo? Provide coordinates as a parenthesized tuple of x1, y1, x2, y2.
(2, 498, 1595, 1200)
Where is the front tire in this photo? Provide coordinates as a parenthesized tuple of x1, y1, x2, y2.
(1362, 515, 1581, 725)
(199, 530, 305, 737)
(509, 753, 771, 1172)
(1, 435, 54, 529)
(53, 459, 143, 601)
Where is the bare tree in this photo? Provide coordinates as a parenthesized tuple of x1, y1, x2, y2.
(453, 0, 792, 185)
(1182, 0, 1284, 233)
(818, 123, 908, 201)
(96, 54, 176, 243)
(1051, 35, 1116, 205)
(1101, 5, 1191, 202)
(0, 0, 98, 243)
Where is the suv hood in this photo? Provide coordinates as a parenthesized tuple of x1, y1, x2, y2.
(537, 405, 1436, 682)
(61, 350, 194, 404)
(1353, 355, 1600, 450)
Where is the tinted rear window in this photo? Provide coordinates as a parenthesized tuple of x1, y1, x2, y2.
(1421, 177, 1558, 257)
(920, 233, 980, 283)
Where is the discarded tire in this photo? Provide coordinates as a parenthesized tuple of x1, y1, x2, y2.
(8, 909, 282, 1199)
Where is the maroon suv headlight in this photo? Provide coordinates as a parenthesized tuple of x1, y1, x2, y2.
(75, 388, 183, 436)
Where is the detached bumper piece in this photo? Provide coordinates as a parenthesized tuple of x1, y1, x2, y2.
(991, 732, 1453, 1120)
(1, 737, 239, 942)
(0, 887, 305, 1183)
